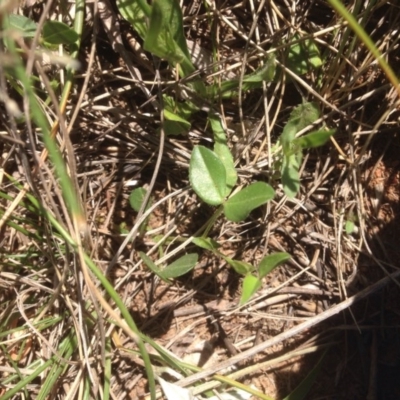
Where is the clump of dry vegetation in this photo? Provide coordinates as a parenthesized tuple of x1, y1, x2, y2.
(1, 0, 400, 399)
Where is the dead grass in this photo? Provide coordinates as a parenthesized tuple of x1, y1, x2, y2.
(1, 0, 400, 399)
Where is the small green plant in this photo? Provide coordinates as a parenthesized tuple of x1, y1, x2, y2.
(285, 33, 323, 76)
(117, 0, 336, 306)
(129, 187, 199, 281)
(8, 14, 79, 47)
(189, 145, 274, 220)
(193, 237, 290, 305)
(140, 251, 198, 283)
(129, 187, 153, 235)
(188, 115, 291, 304)
(279, 102, 335, 198)
(345, 211, 358, 235)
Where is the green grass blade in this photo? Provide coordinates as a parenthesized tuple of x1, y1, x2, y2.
(1, 14, 85, 228)
(36, 332, 78, 400)
(1, 359, 53, 400)
(328, 0, 400, 95)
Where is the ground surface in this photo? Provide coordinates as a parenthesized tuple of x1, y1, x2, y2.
(1, 0, 400, 399)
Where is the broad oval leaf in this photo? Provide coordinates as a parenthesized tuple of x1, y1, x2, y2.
(143, 0, 194, 75)
(224, 182, 275, 222)
(258, 252, 291, 279)
(189, 145, 227, 206)
(163, 253, 198, 279)
(42, 21, 79, 45)
(8, 14, 37, 38)
(129, 187, 148, 212)
(240, 274, 262, 305)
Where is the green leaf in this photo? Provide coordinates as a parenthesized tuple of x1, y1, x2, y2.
(143, 0, 195, 76)
(209, 114, 238, 191)
(211, 55, 276, 98)
(129, 187, 152, 234)
(286, 34, 322, 76)
(214, 142, 237, 193)
(192, 237, 220, 251)
(119, 222, 129, 235)
(223, 182, 275, 222)
(292, 129, 335, 149)
(223, 257, 253, 275)
(281, 102, 320, 151)
(116, 0, 150, 39)
(140, 252, 170, 283)
(242, 54, 276, 83)
(42, 21, 79, 45)
(162, 95, 197, 135)
(189, 145, 227, 206)
(345, 220, 355, 235)
(164, 109, 191, 135)
(163, 253, 198, 279)
(240, 275, 262, 305)
(258, 252, 291, 279)
(8, 14, 37, 38)
(209, 113, 228, 144)
(164, 95, 197, 117)
(129, 187, 150, 212)
(279, 102, 321, 198)
(288, 102, 320, 130)
(281, 154, 301, 198)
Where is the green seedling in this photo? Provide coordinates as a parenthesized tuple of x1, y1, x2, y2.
(189, 144, 275, 220)
(129, 187, 153, 235)
(8, 14, 79, 47)
(118, 0, 187, 69)
(131, 187, 199, 279)
(345, 220, 355, 235)
(140, 251, 198, 283)
(209, 113, 238, 192)
(280, 102, 335, 198)
(193, 237, 290, 305)
(143, 0, 195, 77)
(162, 95, 198, 136)
(8, 14, 37, 38)
(188, 113, 290, 304)
(345, 212, 358, 235)
(207, 54, 276, 99)
(42, 20, 79, 47)
(285, 33, 322, 76)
